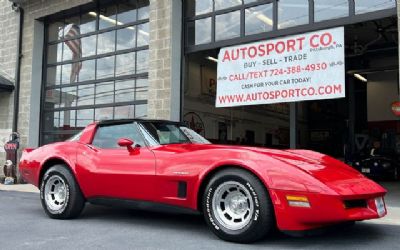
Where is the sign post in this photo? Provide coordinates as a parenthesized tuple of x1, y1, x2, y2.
(216, 27, 345, 107)
(3, 132, 20, 184)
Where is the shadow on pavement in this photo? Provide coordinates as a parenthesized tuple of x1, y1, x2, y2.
(77, 204, 395, 249)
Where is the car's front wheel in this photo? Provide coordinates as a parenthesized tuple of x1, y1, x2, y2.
(40, 164, 85, 219)
(203, 168, 275, 243)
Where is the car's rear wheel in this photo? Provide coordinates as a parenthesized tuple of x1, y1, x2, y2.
(40, 164, 85, 219)
(202, 168, 275, 243)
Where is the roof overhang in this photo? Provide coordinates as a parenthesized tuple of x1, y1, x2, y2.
(0, 75, 14, 92)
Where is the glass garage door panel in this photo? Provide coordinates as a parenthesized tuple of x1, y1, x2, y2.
(278, 0, 309, 29)
(355, 0, 396, 15)
(245, 3, 274, 36)
(314, 0, 349, 22)
(215, 11, 241, 41)
(42, 0, 150, 145)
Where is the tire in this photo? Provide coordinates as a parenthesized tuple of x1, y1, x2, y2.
(202, 168, 275, 243)
(40, 164, 85, 219)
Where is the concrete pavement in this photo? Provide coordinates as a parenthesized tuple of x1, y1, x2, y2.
(0, 181, 399, 249)
(0, 181, 399, 226)
(0, 183, 39, 193)
(1, 190, 400, 250)
(1, 180, 399, 227)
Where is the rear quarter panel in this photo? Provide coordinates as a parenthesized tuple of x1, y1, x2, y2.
(19, 142, 79, 188)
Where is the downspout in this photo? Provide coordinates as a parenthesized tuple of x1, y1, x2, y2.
(180, 0, 185, 121)
(11, 3, 24, 133)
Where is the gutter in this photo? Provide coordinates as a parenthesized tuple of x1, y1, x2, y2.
(11, 2, 24, 133)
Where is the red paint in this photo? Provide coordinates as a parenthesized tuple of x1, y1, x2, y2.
(19, 122, 387, 232)
(310, 32, 333, 48)
(221, 37, 306, 62)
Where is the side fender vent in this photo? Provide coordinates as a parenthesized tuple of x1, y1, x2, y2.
(178, 181, 187, 198)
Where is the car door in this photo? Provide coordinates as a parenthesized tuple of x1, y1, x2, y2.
(78, 122, 156, 201)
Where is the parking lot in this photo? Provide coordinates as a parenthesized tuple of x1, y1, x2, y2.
(0, 181, 399, 250)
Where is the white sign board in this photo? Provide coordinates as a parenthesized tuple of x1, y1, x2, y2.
(0, 129, 11, 153)
(216, 27, 345, 107)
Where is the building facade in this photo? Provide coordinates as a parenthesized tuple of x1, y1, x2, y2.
(0, 0, 400, 173)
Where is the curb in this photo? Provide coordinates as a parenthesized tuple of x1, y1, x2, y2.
(0, 183, 39, 193)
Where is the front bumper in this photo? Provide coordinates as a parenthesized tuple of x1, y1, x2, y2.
(270, 189, 387, 231)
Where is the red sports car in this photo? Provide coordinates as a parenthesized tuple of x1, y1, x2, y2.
(19, 119, 387, 243)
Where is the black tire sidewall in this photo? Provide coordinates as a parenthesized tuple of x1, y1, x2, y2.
(203, 170, 273, 242)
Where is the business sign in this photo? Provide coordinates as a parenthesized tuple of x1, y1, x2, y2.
(391, 101, 400, 116)
(216, 27, 345, 107)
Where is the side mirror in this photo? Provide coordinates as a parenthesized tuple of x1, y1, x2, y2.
(118, 138, 134, 148)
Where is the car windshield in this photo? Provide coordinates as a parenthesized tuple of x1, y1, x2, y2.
(180, 126, 211, 144)
(139, 121, 210, 145)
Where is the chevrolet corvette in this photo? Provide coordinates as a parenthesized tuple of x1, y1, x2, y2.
(19, 119, 387, 243)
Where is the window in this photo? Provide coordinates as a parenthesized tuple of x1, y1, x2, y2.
(187, 18, 212, 45)
(278, 0, 309, 29)
(185, 0, 396, 51)
(180, 127, 211, 144)
(314, 0, 349, 22)
(215, 11, 241, 41)
(214, 0, 241, 11)
(92, 123, 145, 148)
(194, 0, 213, 15)
(245, 3, 273, 36)
(42, 0, 149, 145)
(139, 122, 191, 145)
(355, 0, 396, 15)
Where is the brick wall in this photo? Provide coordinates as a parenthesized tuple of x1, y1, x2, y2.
(0, 0, 17, 165)
(148, 0, 174, 120)
(0, 0, 92, 165)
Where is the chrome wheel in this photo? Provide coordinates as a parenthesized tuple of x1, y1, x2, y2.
(212, 181, 254, 231)
(44, 175, 68, 213)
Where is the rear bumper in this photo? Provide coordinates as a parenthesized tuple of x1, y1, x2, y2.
(270, 189, 386, 231)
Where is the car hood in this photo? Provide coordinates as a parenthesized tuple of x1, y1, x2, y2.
(154, 144, 386, 196)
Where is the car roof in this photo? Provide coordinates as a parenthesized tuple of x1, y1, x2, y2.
(96, 119, 184, 126)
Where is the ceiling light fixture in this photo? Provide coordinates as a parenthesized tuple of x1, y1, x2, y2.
(354, 73, 367, 82)
(256, 14, 273, 26)
(206, 56, 218, 63)
(88, 12, 149, 36)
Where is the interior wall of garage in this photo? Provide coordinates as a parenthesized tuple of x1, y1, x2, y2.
(183, 52, 311, 147)
(367, 71, 399, 122)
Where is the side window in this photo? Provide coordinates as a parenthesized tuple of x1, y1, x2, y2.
(92, 123, 145, 149)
